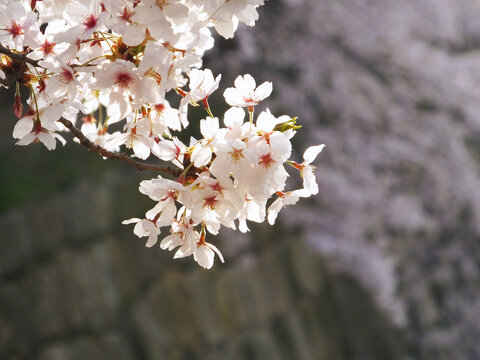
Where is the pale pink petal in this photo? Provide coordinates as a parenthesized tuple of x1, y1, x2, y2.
(133, 221, 148, 237)
(208, 243, 225, 263)
(145, 202, 165, 220)
(37, 131, 56, 150)
(214, 20, 237, 39)
(200, 117, 219, 139)
(160, 233, 183, 251)
(122, 26, 146, 46)
(6, 2, 26, 20)
(191, 146, 212, 168)
(223, 107, 245, 127)
(237, 74, 256, 92)
(52, 132, 66, 146)
(254, 81, 273, 101)
(267, 198, 283, 225)
(13, 117, 34, 139)
(189, 69, 205, 91)
(145, 233, 158, 248)
(132, 139, 151, 160)
(303, 166, 318, 195)
(122, 218, 141, 225)
(303, 144, 325, 165)
(194, 245, 214, 269)
(15, 132, 36, 146)
(223, 87, 244, 107)
(256, 109, 277, 132)
(152, 140, 177, 161)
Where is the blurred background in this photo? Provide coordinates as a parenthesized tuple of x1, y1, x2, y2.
(2, 0, 480, 359)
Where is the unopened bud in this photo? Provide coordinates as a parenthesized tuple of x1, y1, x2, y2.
(13, 82, 22, 118)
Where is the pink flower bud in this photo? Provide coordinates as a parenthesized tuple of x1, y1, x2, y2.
(13, 94, 23, 118)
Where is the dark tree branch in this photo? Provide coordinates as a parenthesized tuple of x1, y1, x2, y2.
(0, 44, 40, 67)
(0, 45, 41, 88)
(58, 118, 183, 177)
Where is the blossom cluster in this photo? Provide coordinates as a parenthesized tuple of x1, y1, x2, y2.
(1, 0, 325, 269)
(124, 75, 325, 268)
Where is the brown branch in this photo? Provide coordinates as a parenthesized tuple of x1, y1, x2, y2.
(0, 45, 41, 88)
(58, 118, 182, 177)
(0, 44, 40, 67)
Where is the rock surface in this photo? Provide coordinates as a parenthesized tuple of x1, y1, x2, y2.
(0, 173, 404, 359)
(207, 1, 480, 358)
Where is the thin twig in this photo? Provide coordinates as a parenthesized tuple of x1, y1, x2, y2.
(58, 117, 182, 177)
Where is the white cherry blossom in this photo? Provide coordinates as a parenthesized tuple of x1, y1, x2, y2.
(13, 117, 66, 150)
(13, 101, 66, 150)
(164, 217, 200, 259)
(0, 1, 40, 51)
(191, 116, 219, 168)
(292, 144, 326, 195)
(122, 218, 161, 247)
(267, 189, 309, 225)
(223, 74, 272, 108)
(57, 1, 108, 42)
(139, 175, 185, 225)
(107, 131, 153, 160)
(194, 241, 224, 269)
(187, 69, 222, 103)
(95, 60, 145, 124)
(106, 4, 147, 46)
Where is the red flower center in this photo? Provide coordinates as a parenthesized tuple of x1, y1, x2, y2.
(204, 196, 218, 210)
(60, 68, 74, 84)
(154, 103, 165, 112)
(121, 7, 134, 21)
(83, 14, 97, 29)
(228, 148, 244, 163)
(7, 21, 23, 38)
(41, 40, 56, 55)
(259, 153, 275, 168)
(243, 97, 257, 104)
(209, 182, 224, 195)
(115, 72, 134, 88)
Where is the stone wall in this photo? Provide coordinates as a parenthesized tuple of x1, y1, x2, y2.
(0, 173, 404, 359)
(206, 1, 480, 358)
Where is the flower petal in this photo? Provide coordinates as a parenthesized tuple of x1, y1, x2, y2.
(303, 144, 325, 165)
(254, 81, 272, 101)
(13, 117, 34, 139)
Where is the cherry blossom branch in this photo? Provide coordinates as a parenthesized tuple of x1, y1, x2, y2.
(58, 117, 182, 177)
(0, 45, 181, 176)
(0, 45, 41, 88)
(0, 44, 40, 67)
(0, 1, 323, 269)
